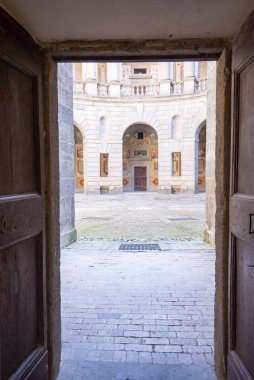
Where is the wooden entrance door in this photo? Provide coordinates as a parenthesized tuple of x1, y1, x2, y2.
(228, 9, 254, 380)
(0, 10, 48, 380)
(134, 167, 147, 191)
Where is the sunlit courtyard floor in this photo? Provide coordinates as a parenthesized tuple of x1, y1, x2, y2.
(58, 192, 216, 380)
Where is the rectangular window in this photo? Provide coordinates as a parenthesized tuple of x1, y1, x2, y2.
(100, 153, 108, 177)
(134, 150, 147, 157)
(172, 152, 181, 176)
(134, 68, 147, 74)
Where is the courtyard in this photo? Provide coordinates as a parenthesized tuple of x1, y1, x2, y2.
(58, 193, 215, 379)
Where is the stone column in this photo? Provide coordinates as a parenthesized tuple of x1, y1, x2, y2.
(82, 63, 87, 82)
(159, 62, 173, 96)
(184, 61, 195, 94)
(85, 62, 98, 96)
(107, 62, 121, 97)
(204, 61, 216, 245)
(194, 61, 199, 78)
(58, 63, 77, 247)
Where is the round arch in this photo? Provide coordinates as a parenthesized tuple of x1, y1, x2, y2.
(122, 123, 158, 192)
(195, 120, 206, 192)
(121, 111, 161, 138)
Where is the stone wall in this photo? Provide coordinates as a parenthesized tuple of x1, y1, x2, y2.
(73, 92, 207, 194)
(58, 63, 77, 247)
(205, 62, 216, 245)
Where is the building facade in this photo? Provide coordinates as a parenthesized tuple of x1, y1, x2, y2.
(73, 61, 207, 194)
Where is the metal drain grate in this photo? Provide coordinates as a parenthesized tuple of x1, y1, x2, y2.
(167, 217, 200, 221)
(119, 244, 161, 251)
(81, 217, 112, 221)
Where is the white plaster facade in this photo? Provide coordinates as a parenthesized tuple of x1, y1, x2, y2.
(73, 62, 207, 194)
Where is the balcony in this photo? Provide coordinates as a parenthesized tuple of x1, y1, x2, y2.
(120, 84, 160, 97)
(74, 78, 207, 98)
(194, 77, 207, 94)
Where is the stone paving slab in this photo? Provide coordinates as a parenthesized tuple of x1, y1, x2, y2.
(59, 240, 215, 379)
(57, 360, 216, 380)
(58, 193, 215, 379)
(75, 193, 206, 241)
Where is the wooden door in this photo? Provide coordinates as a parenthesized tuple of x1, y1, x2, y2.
(0, 10, 48, 380)
(228, 9, 254, 380)
(134, 167, 147, 191)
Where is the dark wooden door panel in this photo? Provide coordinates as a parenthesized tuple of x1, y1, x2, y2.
(16, 235, 44, 366)
(228, 8, 254, 380)
(237, 60, 254, 195)
(0, 59, 12, 195)
(1, 235, 46, 380)
(230, 195, 254, 243)
(0, 59, 39, 196)
(1, 246, 17, 380)
(0, 9, 47, 380)
(235, 238, 254, 377)
(0, 195, 43, 248)
(134, 167, 147, 191)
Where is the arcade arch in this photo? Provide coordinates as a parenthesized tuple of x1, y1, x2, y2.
(74, 125, 84, 192)
(122, 123, 158, 192)
(195, 121, 206, 192)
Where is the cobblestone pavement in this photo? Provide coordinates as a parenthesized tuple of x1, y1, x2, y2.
(75, 192, 206, 241)
(58, 193, 216, 379)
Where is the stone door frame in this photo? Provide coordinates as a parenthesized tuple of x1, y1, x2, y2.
(43, 42, 231, 380)
(133, 164, 149, 191)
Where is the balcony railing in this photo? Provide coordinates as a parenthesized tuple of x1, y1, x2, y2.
(97, 83, 109, 97)
(74, 78, 207, 98)
(194, 77, 207, 94)
(120, 84, 160, 97)
(170, 81, 184, 96)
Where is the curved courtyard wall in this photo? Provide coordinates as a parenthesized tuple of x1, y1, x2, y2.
(74, 91, 207, 194)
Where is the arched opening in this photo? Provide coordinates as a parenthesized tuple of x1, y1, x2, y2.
(195, 122, 206, 192)
(122, 123, 158, 191)
(74, 125, 84, 192)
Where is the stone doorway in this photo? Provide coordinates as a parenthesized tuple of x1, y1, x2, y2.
(58, 59, 217, 380)
(123, 124, 158, 192)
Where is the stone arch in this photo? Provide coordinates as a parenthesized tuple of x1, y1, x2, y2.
(74, 124, 84, 144)
(73, 109, 90, 136)
(122, 123, 158, 192)
(121, 111, 161, 140)
(195, 120, 206, 192)
(171, 115, 182, 139)
(74, 124, 85, 192)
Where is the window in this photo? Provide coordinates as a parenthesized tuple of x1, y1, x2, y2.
(100, 153, 108, 177)
(137, 132, 144, 140)
(134, 68, 147, 74)
(172, 152, 181, 176)
(134, 150, 147, 156)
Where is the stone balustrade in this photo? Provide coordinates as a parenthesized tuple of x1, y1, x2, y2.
(194, 77, 207, 94)
(74, 77, 207, 98)
(120, 84, 160, 97)
(97, 83, 109, 97)
(170, 81, 184, 95)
